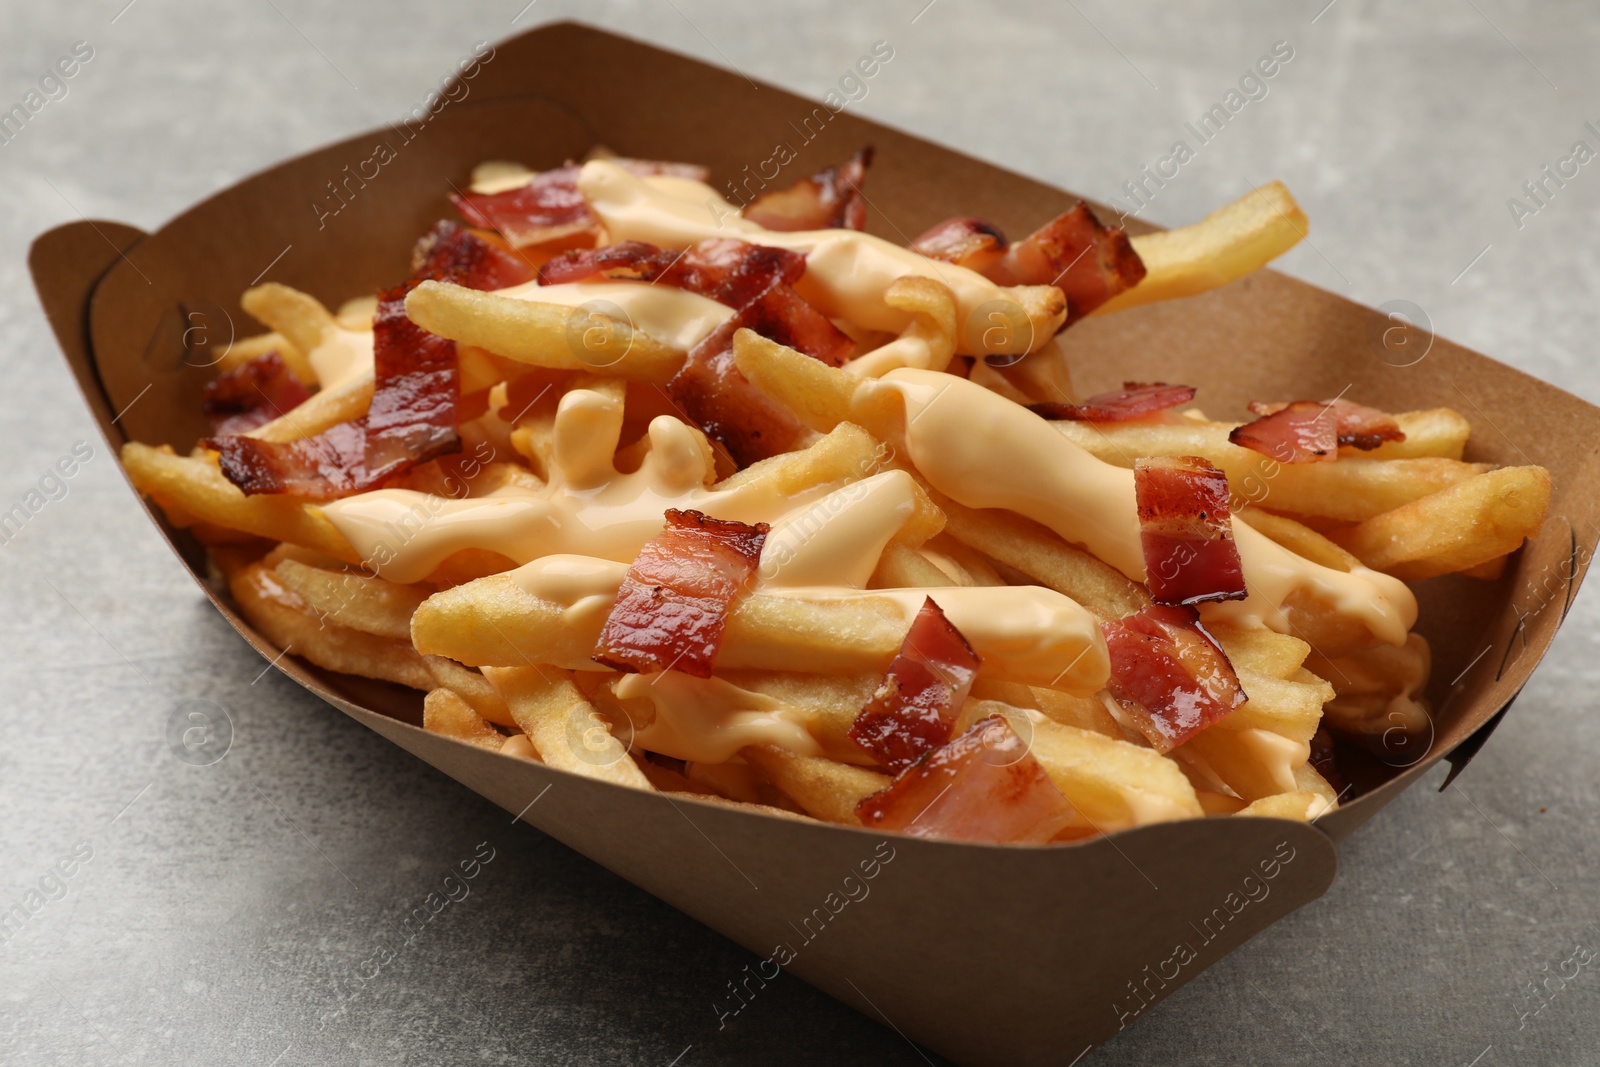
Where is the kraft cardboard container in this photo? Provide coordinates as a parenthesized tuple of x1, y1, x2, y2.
(30, 22, 1600, 1065)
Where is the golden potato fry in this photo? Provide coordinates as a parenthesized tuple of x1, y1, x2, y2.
(1095, 180, 1307, 315)
(241, 282, 335, 356)
(932, 489, 1148, 619)
(421, 656, 516, 728)
(731, 329, 853, 434)
(1236, 790, 1329, 820)
(917, 533, 1004, 586)
(272, 557, 426, 641)
(968, 677, 1121, 736)
(1051, 419, 1490, 522)
(843, 276, 958, 376)
(970, 704, 1203, 831)
(123, 443, 359, 563)
(713, 420, 887, 496)
(741, 744, 889, 824)
(1235, 507, 1360, 572)
(246, 370, 374, 443)
(405, 281, 686, 383)
(1178, 726, 1309, 803)
(423, 688, 504, 750)
(229, 563, 435, 690)
(869, 540, 958, 589)
(1334, 466, 1551, 580)
(482, 665, 655, 789)
(1460, 555, 1509, 580)
(215, 330, 311, 382)
(1360, 408, 1470, 461)
(718, 669, 879, 764)
(335, 294, 379, 329)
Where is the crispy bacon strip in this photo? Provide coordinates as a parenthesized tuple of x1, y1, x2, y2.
(452, 158, 711, 248)
(910, 216, 1009, 275)
(538, 238, 807, 309)
(411, 220, 537, 292)
(668, 280, 853, 465)
(1029, 382, 1196, 423)
(1135, 455, 1246, 607)
(594, 509, 768, 678)
(207, 228, 494, 498)
(999, 203, 1146, 322)
(363, 282, 461, 480)
(1100, 605, 1246, 752)
(202, 351, 311, 436)
(856, 716, 1079, 843)
(742, 146, 873, 231)
(848, 598, 982, 773)
(1228, 400, 1338, 463)
(1246, 398, 1406, 452)
(451, 164, 592, 248)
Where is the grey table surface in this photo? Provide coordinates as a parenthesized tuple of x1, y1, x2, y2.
(3, 1, 1599, 1064)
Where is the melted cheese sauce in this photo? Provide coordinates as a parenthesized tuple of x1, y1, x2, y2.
(613, 672, 823, 763)
(851, 369, 1418, 647)
(309, 326, 374, 390)
(493, 278, 733, 351)
(577, 160, 1065, 351)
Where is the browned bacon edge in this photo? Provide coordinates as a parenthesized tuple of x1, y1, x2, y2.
(913, 202, 1146, 325)
(539, 238, 807, 310)
(412, 219, 537, 291)
(856, 715, 1079, 844)
(593, 509, 769, 678)
(848, 598, 982, 773)
(1029, 382, 1196, 423)
(742, 146, 874, 232)
(1246, 398, 1406, 452)
(1134, 455, 1247, 607)
(1100, 605, 1246, 752)
(909, 216, 1009, 275)
(1228, 400, 1338, 464)
(202, 351, 311, 436)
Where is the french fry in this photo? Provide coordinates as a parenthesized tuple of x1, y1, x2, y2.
(842, 276, 958, 377)
(917, 533, 1004, 586)
(869, 541, 953, 589)
(246, 370, 374, 443)
(1235, 507, 1360, 572)
(122, 443, 359, 563)
(405, 281, 687, 383)
(335, 294, 379, 329)
(719, 670, 880, 764)
(482, 665, 655, 789)
(1359, 408, 1471, 461)
(500, 733, 539, 761)
(967, 704, 1203, 830)
(741, 744, 889, 824)
(968, 677, 1122, 737)
(1333, 466, 1551, 580)
(1094, 181, 1308, 315)
(241, 282, 336, 358)
(272, 557, 426, 641)
(1051, 419, 1490, 522)
(422, 656, 517, 728)
(229, 563, 436, 690)
(713, 420, 885, 496)
(731, 328, 853, 434)
(1236, 790, 1329, 821)
(1178, 726, 1309, 803)
(215, 329, 309, 381)
(932, 489, 1149, 619)
(423, 688, 504, 750)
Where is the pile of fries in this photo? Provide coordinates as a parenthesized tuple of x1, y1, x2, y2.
(121, 147, 1550, 844)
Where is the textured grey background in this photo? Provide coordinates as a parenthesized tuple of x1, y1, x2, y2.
(3, 1, 1599, 1064)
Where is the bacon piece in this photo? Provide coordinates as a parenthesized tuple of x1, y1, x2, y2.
(451, 164, 593, 248)
(998, 203, 1146, 322)
(206, 420, 368, 498)
(364, 282, 460, 480)
(1029, 382, 1196, 423)
(201, 351, 311, 436)
(1135, 455, 1246, 607)
(1100, 605, 1246, 752)
(1229, 400, 1338, 463)
(667, 281, 853, 465)
(1247, 398, 1406, 452)
(856, 716, 1079, 843)
(452, 158, 711, 248)
(742, 146, 873, 232)
(848, 598, 982, 773)
(538, 238, 807, 310)
(411, 220, 536, 291)
(910, 216, 1009, 275)
(593, 509, 768, 678)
